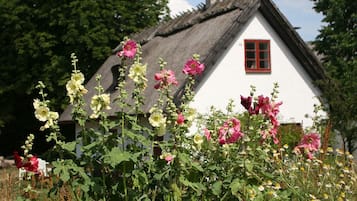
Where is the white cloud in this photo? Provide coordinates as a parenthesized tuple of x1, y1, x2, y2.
(168, 0, 193, 17)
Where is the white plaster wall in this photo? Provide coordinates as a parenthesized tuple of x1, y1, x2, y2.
(191, 12, 323, 128)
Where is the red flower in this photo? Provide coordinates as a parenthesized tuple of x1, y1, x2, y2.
(13, 151, 23, 168)
(182, 59, 205, 76)
(117, 40, 137, 59)
(13, 151, 39, 173)
(218, 118, 244, 145)
(23, 156, 39, 172)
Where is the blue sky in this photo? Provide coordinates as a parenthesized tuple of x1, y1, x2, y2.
(168, 0, 324, 41)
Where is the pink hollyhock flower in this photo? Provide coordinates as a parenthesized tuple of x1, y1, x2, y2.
(117, 40, 137, 58)
(182, 59, 205, 76)
(154, 69, 178, 89)
(218, 118, 244, 145)
(294, 133, 321, 159)
(204, 128, 211, 141)
(176, 112, 185, 125)
(160, 153, 175, 165)
(165, 155, 174, 164)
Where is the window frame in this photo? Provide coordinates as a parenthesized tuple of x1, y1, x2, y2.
(244, 39, 271, 73)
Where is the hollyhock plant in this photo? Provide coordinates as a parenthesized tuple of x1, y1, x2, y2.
(154, 69, 178, 89)
(117, 39, 137, 58)
(218, 117, 244, 145)
(182, 58, 205, 76)
(294, 133, 321, 159)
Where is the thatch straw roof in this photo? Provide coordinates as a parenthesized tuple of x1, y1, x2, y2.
(60, 0, 326, 122)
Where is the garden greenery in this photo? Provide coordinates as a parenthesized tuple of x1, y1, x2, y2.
(15, 38, 356, 201)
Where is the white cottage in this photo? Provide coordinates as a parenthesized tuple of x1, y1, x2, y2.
(60, 0, 327, 129)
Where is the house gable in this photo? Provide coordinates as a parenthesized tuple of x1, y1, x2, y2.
(190, 11, 323, 127)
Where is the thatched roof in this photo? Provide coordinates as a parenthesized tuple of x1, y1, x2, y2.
(60, 0, 326, 122)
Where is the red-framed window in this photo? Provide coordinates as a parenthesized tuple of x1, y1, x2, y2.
(244, 40, 271, 73)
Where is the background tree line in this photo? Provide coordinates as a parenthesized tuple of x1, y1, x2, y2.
(312, 0, 357, 154)
(0, 0, 169, 156)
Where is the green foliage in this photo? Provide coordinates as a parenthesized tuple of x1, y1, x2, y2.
(312, 0, 357, 153)
(0, 0, 169, 155)
(15, 39, 357, 200)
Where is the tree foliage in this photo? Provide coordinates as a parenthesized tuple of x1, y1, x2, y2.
(312, 0, 357, 153)
(0, 0, 169, 155)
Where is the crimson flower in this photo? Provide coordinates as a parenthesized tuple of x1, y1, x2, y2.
(13, 151, 23, 168)
(154, 69, 178, 89)
(117, 40, 137, 59)
(240, 95, 260, 115)
(13, 151, 39, 173)
(218, 118, 244, 145)
(182, 59, 205, 76)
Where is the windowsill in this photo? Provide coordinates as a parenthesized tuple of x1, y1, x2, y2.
(245, 68, 271, 73)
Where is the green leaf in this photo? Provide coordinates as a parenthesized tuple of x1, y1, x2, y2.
(191, 161, 204, 172)
(61, 141, 76, 152)
(103, 147, 132, 168)
(230, 178, 243, 195)
(212, 181, 222, 196)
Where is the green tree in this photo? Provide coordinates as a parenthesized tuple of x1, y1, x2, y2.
(312, 0, 357, 153)
(0, 0, 169, 156)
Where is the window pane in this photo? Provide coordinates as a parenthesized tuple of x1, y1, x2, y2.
(259, 51, 269, 59)
(246, 51, 256, 59)
(246, 60, 256, 69)
(260, 60, 269, 68)
(259, 42, 268, 50)
(245, 42, 255, 50)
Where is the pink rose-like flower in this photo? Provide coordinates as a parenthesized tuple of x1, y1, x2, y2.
(176, 112, 185, 125)
(218, 118, 244, 145)
(182, 59, 205, 76)
(117, 40, 137, 59)
(294, 133, 321, 159)
(154, 69, 178, 89)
